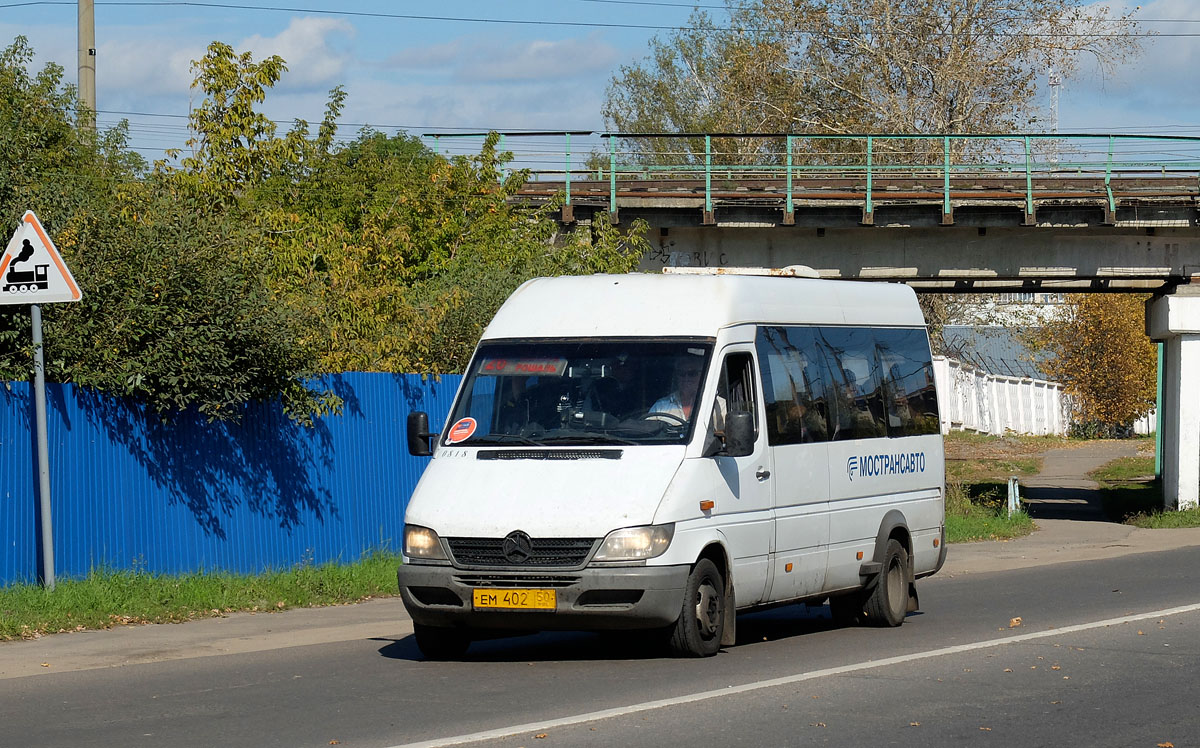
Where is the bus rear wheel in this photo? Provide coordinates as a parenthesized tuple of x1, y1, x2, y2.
(863, 539, 909, 627)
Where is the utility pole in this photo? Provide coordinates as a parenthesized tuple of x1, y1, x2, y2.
(77, 0, 96, 129)
(1048, 67, 1061, 166)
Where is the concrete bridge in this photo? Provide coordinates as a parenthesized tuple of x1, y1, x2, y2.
(435, 131, 1200, 509)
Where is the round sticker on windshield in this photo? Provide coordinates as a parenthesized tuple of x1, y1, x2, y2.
(447, 417, 477, 444)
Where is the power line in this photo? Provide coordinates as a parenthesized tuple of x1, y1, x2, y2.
(1, 1, 1197, 37)
(95, 107, 1200, 139)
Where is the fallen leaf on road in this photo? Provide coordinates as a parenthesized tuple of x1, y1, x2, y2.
(1051, 665, 1061, 671)
(1157, 743, 1174, 747)
(329, 741, 339, 745)
(1003, 668, 1013, 673)
(980, 727, 992, 731)
(910, 722, 921, 727)
(810, 723, 826, 728)
(1138, 630, 1145, 636)
(1009, 617, 1022, 628)
(40, 663, 49, 668)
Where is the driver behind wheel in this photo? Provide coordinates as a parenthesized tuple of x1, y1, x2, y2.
(648, 358, 704, 421)
(648, 357, 728, 437)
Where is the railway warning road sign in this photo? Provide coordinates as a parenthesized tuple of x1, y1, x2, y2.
(0, 211, 81, 305)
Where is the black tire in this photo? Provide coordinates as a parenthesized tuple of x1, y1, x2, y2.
(668, 558, 726, 657)
(413, 623, 471, 660)
(862, 539, 910, 627)
(828, 593, 864, 626)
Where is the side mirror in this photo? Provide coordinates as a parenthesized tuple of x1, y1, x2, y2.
(407, 412, 437, 457)
(723, 412, 755, 457)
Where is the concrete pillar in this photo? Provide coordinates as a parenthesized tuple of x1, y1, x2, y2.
(1147, 289, 1200, 510)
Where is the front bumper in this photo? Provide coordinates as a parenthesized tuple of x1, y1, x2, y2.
(397, 563, 691, 631)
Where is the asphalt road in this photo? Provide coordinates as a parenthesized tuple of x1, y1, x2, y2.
(3, 545, 1199, 748)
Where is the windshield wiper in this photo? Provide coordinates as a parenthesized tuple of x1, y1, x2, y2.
(467, 434, 548, 447)
(537, 433, 639, 446)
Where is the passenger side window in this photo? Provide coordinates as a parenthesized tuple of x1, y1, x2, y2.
(756, 327, 830, 445)
(815, 328, 887, 441)
(715, 352, 758, 441)
(757, 325, 940, 442)
(876, 328, 940, 437)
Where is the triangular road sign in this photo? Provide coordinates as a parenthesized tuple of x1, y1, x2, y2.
(0, 211, 81, 305)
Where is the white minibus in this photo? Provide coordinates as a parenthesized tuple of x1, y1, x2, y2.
(399, 267, 946, 659)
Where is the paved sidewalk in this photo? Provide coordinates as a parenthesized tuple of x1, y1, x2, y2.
(4, 440, 1199, 680)
(0, 597, 415, 681)
(943, 440, 1200, 576)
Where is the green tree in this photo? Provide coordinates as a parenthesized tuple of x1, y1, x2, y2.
(170, 44, 650, 377)
(1, 36, 649, 410)
(0, 38, 333, 422)
(260, 129, 649, 374)
(162, 41, 306, 197)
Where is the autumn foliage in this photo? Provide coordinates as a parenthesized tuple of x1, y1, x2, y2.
(1031, 295, 1157, 433)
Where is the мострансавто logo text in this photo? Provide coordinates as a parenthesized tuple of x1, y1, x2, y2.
(847, 452, 926, 481)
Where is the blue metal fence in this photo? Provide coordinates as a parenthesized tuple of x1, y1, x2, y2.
(0, 373, 461, 586)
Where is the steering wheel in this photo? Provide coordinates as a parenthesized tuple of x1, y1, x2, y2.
(643, 411, 688, 427)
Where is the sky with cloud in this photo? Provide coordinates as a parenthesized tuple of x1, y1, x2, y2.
(0, 0, 1195, 163)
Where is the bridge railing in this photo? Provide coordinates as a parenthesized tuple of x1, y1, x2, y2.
(424, 131, 1200, 223)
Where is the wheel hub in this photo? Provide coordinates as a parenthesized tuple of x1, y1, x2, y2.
(695, 582, 721, 637)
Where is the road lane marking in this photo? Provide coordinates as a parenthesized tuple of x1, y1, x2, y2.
(389, 602, 1200, 748)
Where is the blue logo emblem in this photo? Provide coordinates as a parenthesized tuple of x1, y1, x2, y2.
(848, 452, 926, 481)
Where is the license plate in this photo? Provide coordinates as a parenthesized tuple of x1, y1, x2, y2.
(473, 588, 556, 610)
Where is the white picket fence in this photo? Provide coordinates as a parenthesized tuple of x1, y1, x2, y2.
(933, 356, 1156, 436)
(933, 356, 1066, 436)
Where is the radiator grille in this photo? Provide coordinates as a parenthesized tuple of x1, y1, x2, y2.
(447, 536, 597, 567)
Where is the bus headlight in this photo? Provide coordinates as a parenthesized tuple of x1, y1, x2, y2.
(594, 524, 675, 561)
(404, 524, 448, 560)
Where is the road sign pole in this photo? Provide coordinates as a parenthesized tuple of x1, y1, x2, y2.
(31, 304, 54, 590)
(0, 212, 79, 589)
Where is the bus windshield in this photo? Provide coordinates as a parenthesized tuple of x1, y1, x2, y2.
(443, 339, 713, 447)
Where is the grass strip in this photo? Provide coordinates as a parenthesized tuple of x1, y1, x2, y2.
(945, 480, 1035, 543)
(1089, 456, 1200, 529)
(0, 551, 401, 641)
